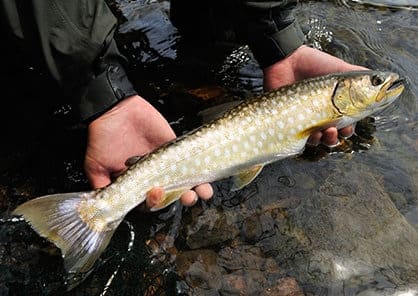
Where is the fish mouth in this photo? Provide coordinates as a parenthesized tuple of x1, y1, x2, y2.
(385, 77, 405, 99)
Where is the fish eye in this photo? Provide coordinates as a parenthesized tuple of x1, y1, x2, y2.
(371, 75, 384, 86)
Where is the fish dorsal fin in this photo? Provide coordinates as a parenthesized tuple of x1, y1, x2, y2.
(150, 188, 188, 211)
(198, 100, 243, 123)
(231, 165, 264, 191)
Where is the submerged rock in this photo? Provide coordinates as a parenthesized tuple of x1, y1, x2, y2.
(176, 158, 418, 295)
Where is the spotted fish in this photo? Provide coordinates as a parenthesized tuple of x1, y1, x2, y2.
(13, 70, 404, 276)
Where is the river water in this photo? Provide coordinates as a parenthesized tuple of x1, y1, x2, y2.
(0, 0, 417, 295)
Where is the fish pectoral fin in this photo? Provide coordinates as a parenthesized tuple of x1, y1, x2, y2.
(296, 118, 341, 139)
(231, 165, 264, 191)
(150, 188, 188, 211)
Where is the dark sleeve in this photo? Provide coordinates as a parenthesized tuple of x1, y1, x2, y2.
(236, 0, 306, 68)
(0, 0, 137, 121)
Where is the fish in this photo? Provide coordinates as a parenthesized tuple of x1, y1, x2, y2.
(12, 70, 404, 277)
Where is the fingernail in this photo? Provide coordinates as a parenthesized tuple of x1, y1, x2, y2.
(325, 139, 341, 148)
(191, 194, 199, 206)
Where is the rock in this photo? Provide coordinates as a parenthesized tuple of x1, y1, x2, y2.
(185, 208, 241, 249)
(263, 277, 304, 296)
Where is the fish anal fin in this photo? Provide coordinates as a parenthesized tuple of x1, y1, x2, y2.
(231, 165, 264, 191)
(150, 188, 188, 211)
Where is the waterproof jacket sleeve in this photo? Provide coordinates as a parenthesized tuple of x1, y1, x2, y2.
(237, 0, 305, 68)
(0, 0, 137, 121)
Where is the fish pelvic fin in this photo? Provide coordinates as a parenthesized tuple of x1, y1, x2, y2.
(12, 192, 121, 276)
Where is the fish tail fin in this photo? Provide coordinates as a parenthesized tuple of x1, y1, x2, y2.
(12, 191, 121, 275)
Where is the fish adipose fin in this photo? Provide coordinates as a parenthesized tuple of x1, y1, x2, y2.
(150, 188, 188, 211)
(231, 165, 264, 191)
(13, 192, 120, 276)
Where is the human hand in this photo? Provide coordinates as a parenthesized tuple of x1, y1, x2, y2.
(85, 95, 213, 209)
(262, 45, 368, 146)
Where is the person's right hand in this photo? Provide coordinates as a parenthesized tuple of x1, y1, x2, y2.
(84, 95, 213, 209)
(263, 45, 368, 146)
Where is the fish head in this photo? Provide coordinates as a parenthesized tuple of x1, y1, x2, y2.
(331, 71, 404, 120)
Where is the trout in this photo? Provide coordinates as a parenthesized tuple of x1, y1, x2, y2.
(13, 70, 404, 276)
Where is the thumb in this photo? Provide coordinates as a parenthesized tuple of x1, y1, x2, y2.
(89, 175, 110, 189)
(86, 169, 112, 189)
(145, 187, 164, 209)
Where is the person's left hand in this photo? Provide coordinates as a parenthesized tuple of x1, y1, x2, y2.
(262, 45, 368, 146)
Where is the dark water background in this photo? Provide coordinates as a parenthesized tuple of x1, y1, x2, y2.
(0, 0, 417, 295)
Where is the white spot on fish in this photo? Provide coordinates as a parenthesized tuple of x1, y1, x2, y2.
(204, 156, 211, 164)
(261, 132, 267, 140)
(298, 114, 305, 120)
(288, 117, 294, 124)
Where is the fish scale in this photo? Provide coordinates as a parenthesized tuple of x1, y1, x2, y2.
(12, 70, 404, 282)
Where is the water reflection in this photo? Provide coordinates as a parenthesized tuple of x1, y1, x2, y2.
(347, 0, 418, 10)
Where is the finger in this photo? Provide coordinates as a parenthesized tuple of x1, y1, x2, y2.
(194, 183, 213, 200)
(307, 131, 323, 146)
(321, 127, 339, 146)
(339, 124, 355, 138)
(180, 190, 199, 207)
(88, 172, 112, 189)
(146, 186, 164, 209)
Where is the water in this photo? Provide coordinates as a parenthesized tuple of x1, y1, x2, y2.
(0, 0, 417, 295)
